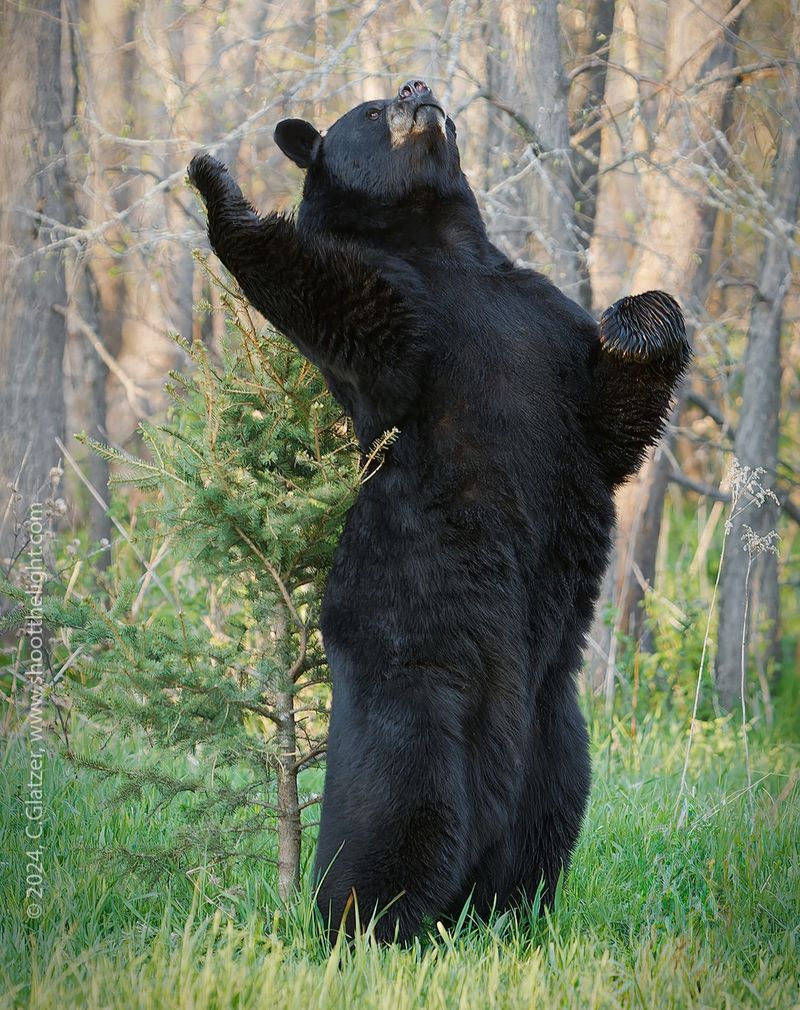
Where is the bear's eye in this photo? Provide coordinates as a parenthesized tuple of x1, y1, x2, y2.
(366, 108, 382, 121)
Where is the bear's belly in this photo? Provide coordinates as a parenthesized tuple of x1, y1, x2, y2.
(319, 463, 607, 694)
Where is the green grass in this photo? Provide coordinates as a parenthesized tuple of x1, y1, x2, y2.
(1, 713, 798, 1009)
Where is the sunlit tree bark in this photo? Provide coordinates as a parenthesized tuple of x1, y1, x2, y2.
(589, 0, 740, 691)
(588, 0, 662, 310)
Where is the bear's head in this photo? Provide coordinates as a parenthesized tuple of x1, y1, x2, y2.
(274, 79, 487, 253)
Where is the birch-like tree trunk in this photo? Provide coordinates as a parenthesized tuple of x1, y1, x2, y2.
(715, 18, 800, 712)
(0, 0, 68, 563)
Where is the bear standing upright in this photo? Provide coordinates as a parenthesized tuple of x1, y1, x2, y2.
(188, 79, 689, 943)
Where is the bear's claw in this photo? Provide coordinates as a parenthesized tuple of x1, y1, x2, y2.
(599, 290, 690, 364)
(187, 153, 242, 205)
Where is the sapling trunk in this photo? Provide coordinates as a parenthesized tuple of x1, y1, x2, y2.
(274, 685, 301, 900)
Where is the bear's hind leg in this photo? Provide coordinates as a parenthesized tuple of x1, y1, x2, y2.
(314, 676, 473, 944)
(514, 681, 591, 909)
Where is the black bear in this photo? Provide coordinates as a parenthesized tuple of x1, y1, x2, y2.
(188, 78, 689, 943)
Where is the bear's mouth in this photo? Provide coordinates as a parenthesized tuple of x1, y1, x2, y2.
(388, 101, 447, 147)
(411, 103, 447, 139)
(413, 102, 446, 121)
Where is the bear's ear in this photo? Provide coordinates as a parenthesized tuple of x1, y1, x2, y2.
(274, 119, 322, 169)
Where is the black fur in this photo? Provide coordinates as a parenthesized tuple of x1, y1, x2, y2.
(188, 79, 689, 943)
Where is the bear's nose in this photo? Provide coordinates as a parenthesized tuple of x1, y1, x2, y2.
(398, 79, 431, 101)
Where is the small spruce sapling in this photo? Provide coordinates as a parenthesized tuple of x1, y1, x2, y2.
(2, 259, 367, 901)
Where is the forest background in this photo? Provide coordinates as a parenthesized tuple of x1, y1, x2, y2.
(0, 1, 798, 1007)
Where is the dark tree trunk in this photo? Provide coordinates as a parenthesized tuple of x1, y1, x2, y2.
(484, 0, 586, 302)
(570, 0, 616, 312)
(0, 0, 68, 566)
(715, 26, 800, 711)
(522, 0, 583, 299)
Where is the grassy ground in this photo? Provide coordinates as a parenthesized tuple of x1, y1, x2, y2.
(1, 712, 798, 1009)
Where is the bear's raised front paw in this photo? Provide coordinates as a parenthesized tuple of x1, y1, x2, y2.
(599, 290, 690, 364)
(187, 153, 232, 203)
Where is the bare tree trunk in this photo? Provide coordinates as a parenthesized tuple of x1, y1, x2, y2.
(520, 0, 584, 298)
(62, 5, 112, 551)
(80, 0, 134, 368)
(0, 0, 68, 564)
(569, 0, 616, 311)
(715, 21, 800, 711)
(588, 0, 739, 688)
(485, 0, 585, 300)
